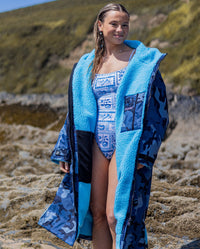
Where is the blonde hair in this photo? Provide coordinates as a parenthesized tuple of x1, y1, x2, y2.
(92, 3, 130, 78)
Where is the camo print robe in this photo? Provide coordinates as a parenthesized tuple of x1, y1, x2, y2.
(38, 41, 169, 249)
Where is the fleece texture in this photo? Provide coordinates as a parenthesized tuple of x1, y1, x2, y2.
(71, 40, 166, 248)
(115, 41, 166, 247)
(38, 40, 166, 249)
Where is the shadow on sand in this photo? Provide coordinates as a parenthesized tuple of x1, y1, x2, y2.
(180, 240, 200, 249)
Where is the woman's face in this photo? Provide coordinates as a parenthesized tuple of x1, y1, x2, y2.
(98, 10, 129, 46)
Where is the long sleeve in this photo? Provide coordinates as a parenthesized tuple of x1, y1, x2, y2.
(51, 113, 71, 164)
(137, 71, 169, 168)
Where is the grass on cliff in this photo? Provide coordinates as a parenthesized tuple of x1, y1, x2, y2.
(0, 0, 199, 94)
(0, 0, 107, 93)
(145, 0, 200, 94)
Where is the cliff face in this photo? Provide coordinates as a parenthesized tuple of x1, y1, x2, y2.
(0, 0, 199, 95)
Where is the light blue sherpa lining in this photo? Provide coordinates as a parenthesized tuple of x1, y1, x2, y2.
(71, 40, 166, 248)
(72, 50, 97, 132)
(72, 51, 96, 238)
(78, 182, 92, 236)
(115, 41, 166, 248)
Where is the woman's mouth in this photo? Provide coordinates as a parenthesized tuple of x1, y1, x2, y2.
(114, 34, 123, 38)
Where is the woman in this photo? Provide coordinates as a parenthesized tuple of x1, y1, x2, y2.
(39, 3, 169, 249)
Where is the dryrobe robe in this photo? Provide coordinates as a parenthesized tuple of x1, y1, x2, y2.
(38, 40, 169, 249)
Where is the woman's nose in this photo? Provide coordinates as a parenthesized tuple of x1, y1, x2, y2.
(116, 25, 123, 32)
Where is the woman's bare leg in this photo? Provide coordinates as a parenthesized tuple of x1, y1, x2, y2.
(106, 151, 118, 249)
(90, 140, 112, 249)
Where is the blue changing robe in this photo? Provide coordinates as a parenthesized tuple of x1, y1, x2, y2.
(38, 40, 169, 249)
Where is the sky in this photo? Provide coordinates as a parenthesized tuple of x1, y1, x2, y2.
(0, 0, 56, 13)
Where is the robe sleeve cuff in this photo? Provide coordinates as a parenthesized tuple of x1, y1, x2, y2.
(51, 148, 71, 165)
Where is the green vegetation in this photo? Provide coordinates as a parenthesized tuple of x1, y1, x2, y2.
(0, 0, 199, 94)
(0, 0, 107, 93)
(145, 0, 200, 94)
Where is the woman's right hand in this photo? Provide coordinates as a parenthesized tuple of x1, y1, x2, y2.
(59, 161, 70, 174)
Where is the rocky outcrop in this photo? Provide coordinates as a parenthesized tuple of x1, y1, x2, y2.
(0, 91, 199, 249)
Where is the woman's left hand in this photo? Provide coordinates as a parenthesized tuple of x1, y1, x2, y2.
(137, 163, 144, 170)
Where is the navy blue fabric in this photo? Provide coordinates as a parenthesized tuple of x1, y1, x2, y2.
(122, 167, 152, 249)
(76, 130, 93, 183)
(51, 113, 71, 164)
(39, 40, 168, 249)
(121, 92, 145, 132)
(137, 71, 169, 168)
(38, 173, 77, 246)
(114, 41, 166, 248)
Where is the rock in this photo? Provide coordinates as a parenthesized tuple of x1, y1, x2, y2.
(0, 91, 200, 248)
(148, 13, 167, 29)
(149, 39, 170, 49)
(167, 91, 200, 120)
(0, 91, 67, 110)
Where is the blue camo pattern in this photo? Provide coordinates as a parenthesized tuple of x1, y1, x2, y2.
(38, 173, 77, 246)
(121, 92, 145, 132)
(137, 71, 169, 168)
(122, 166, 153, 249)
(51, 114, 71, 164)
(118, 71, 168, 248)
(45, 71, 168, 248)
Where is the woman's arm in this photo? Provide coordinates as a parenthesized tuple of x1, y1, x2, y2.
(137, 71, 169, 168)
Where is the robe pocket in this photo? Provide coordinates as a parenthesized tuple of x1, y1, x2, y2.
(121, 92, 145, 132)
